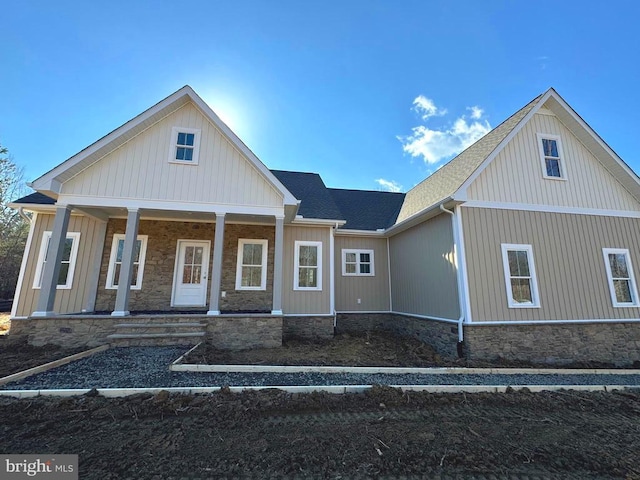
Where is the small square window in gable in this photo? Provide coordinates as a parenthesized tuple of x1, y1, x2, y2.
(537, 133, 566, 181)
(170, 127, 201, 165)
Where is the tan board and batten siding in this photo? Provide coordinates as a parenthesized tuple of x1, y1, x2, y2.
(467, 112, 640, 210)
(14, 214, 104, 317)
(389, 214, 459, 320)
(334, 236, 390, 312)
(60, 102, 283, 208)
(462, 207, 640, 322)
(282, 226, 331, 315)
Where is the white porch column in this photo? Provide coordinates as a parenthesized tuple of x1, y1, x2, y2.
(112, 208, 140, 316)
(33, 205, 72, 317)
(271, 216, 284, 315)
(83, 220, 108, 312)
(207, 213, 226, 315)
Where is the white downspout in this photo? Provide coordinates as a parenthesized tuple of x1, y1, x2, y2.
(18, 207, 32, 224)
(439, 204, 465, 346)
(330, 223, 337, 329)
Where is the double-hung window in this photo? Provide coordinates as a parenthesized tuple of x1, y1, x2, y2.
(537, 133, 565, 180)
(294, 241, 322, 290)
(501, 244, 540, 308)
(33, 232, 81, 289)
(169, 127, 201, 165)
(602, 248, 639, 307)
(235, 239, 268, 290)
(342, 249, 375, 276)
(106, 234, 148, 290)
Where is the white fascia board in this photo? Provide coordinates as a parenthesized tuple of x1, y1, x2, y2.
(186, 87, 298, 206)
(334, 229, 386, 237)
(31, 87, 193, 192)
(544, 91, 640, 192)
(57, 194, 286, 217)
(290, 218, 346, 226)
(455, 89, 551, 197)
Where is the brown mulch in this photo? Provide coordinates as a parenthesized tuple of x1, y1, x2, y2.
(1, 387, 639, 478)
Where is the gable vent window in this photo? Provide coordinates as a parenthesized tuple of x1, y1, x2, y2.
(537, 133, 566, 180)
(170, 127, 201, 165)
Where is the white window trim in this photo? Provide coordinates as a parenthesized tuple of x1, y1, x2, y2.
(235, 239, 268, 291)
(341, 249, 375, 276)
(294, 241, 323, 291)
(105, 234, 149, 290)
(536, 133, 567, 181)
(602, 248, 639, 307)
(168, 126, 201, 165)
(33, 231, 81, 290)
(501, 243, 541, 308)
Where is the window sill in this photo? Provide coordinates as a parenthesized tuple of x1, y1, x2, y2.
(168, 160, 199, 166)
(507, 303, 541, 309)
(542, 175, 567, 182)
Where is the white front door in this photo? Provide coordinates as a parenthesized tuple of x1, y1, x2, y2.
(172, 240, 210, 306)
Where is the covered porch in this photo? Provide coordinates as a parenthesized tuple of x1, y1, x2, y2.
(31, 204, 287, 318)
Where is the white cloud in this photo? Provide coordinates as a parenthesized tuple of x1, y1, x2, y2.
(468, 106, 483, 119)
(412, 95, 447, 120)
(398, 97, 491, 165)
(375, 178, 403, 193)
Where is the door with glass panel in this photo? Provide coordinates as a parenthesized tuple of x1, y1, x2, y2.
(172, 240, 210, 306)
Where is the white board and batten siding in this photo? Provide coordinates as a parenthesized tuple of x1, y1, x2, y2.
(282, 226, 332, 315)
(334, 236, 390, 312)
(14, 214, 105, 317)
(466, 112, 640, 211)
(388, 214, 460, 320)
(60, 102, 283, 208)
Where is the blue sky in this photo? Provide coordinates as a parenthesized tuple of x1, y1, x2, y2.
(2, 1, 639, 194)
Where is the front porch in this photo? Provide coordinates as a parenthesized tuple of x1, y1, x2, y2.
(30, 204, 286, 319)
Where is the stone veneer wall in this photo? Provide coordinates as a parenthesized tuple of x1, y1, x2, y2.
(94, 220, 275, 312)
(7, 317, 120, 348)
(283, 316, 334, 339)
(206, 315, 282, 350)
(464, 322, 640, 366)
(336, 313, 459, 359)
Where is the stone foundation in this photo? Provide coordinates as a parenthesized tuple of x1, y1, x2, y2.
(7, 317, 120, 348)
(8, 314, 283, 350)
(336, 313, 460, 360)
(205, 315, 282, 350)
(464, 322, 640, 366)
(283, 316, 334, 339)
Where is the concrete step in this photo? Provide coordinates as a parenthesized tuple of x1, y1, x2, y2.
(107, 331, 206, 347)
(113, 323, 207, 335)
(114, 323, 206, 329)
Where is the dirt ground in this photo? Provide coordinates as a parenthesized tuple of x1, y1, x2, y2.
(1, 387, 639, 479)
(0, 337, 84, 378)
(185, 330, 627, 369)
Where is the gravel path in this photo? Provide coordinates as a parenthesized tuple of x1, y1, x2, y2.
(2, 346, 640, 390)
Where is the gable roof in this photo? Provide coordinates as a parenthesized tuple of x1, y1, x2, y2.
(329, 188, 405, 231)
(271, 170, 344, 221)
(396, 87, 640, 224)
(396, 93, 542, 223)
(30, 86, 298, 206)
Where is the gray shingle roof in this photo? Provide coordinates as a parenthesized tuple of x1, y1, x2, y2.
(329, 189, 405, 230)
(271, 170, 345, 221)
(396, 93, 542, 223)
(12, 192, 55, 205)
